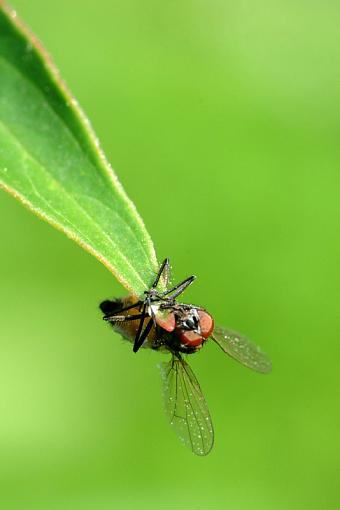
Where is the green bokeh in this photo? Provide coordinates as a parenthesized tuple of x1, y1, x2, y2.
(1, 1, 339, 509)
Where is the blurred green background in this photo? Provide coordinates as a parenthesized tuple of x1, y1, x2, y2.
(1, 1, 339, 509)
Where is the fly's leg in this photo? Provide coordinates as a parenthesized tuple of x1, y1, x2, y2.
(152, 258, 170, 288)
(160, 275, 196, 299)
(132, 301, 148, 352)
(133, 318, 154, 353)
(104, 313, 146, 323)
(101, 300, 142, 318)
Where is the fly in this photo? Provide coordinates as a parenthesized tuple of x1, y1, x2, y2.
(100, 258, 271, 456)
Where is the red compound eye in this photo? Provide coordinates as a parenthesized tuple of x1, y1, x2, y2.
(177, 309, 214, 347)
(198, 310, 214, 338)
(177, 329, 204, 347)
(155, 310, 176, 332)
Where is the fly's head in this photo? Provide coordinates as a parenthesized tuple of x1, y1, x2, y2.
(156, 302, 214, 354)
(174, 305, 201, 334)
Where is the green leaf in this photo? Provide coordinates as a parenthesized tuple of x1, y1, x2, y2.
(0, 2, 160, 296)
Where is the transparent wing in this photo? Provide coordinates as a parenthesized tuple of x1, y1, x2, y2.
(156, 257, 171, 290)
(162, 258, 171, 289)
(159, 356, 214, 456)
(212, 325, 272, 374)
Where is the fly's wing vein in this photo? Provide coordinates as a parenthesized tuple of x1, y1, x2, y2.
(211, 325, 272, 374)
(159, 356, 214, 456)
